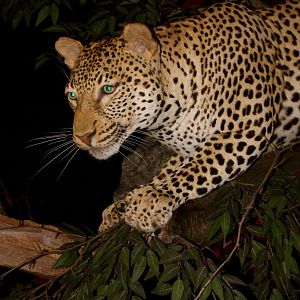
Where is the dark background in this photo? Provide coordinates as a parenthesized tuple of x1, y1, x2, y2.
(0, 24, 123, 233)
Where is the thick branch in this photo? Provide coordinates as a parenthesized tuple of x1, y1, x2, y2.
(0, 214, 83, 278)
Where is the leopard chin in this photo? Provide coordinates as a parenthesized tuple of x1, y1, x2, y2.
(88, 144, 120, 160)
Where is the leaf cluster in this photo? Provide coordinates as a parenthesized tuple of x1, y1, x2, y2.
(206, 175, 300, 299)
(17, 220, 249, 300)
(1, 0, 183, 40)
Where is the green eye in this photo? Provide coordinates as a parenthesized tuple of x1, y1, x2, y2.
(103, 85, 115, 94)
(67, 91, 77, 101)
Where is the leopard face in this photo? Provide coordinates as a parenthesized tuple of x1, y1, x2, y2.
(57, 26, 163, 159)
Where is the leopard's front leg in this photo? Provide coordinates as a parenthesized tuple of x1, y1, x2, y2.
(124, 128, 271, 232)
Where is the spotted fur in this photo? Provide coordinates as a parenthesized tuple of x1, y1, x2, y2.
(55, 0, 300, 232)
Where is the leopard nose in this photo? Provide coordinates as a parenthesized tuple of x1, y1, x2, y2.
(75, 130, 96, 146)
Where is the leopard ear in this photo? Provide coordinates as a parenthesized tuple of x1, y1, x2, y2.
(122, 23, 158, 59)
(55, 37, 83, 69)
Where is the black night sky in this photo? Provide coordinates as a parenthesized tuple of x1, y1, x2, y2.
(0, 23, 123, 232)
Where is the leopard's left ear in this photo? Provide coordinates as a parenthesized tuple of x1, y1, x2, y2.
(55, 37, 83, 69)
(122, 23, 158, 59)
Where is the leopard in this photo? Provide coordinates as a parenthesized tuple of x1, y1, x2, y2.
(55, 0, 300, 233)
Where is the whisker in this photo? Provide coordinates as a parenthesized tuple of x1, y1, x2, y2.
(31, 143, 76, 178)
(56, 147, 79, 181)
(110, 144, 138, 167)
(118, 137, 149, 153)
(120, 144, 147, 165)
(57, 144, 78, 164)
(26, 136, 70, 149)
(43, 140, 74, 159)
(27, 134, 70, 141)
(128, 133, 149, 145)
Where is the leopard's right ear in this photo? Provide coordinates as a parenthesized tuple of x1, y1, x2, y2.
(55, 37, 83, 70)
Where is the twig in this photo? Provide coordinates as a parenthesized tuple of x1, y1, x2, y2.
(0, 249, 61, 281)
(194, 150, 281, 300)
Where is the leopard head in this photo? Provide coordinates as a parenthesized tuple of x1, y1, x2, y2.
(55, 24, 162, 159)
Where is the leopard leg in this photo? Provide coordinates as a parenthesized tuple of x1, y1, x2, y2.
(124, 127, 276, 232)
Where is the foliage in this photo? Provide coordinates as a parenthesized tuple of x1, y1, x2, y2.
(0, 0, 183, 39)
(0, 0, 184, 70)
(8, 166, 299, 299)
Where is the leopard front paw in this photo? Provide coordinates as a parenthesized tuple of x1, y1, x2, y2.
(124, 186, 173, 232)
(98, 200, 126, 232)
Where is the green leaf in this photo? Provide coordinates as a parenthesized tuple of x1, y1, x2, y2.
(131, 243, 146, 266)
(80, 0, 87, 4)
(266, 193, 288, 212)
(254, 264, 268, 283)
(35, 6, 50, 27)
(129, 230, 146, 245)
(229, 199, 240, 221)
(132, 255, 147, 283)
(255, 249, 267, 266)
(146, 249, 160, 278)
(171, 279, 184, 300)
(130, 280, 146, 299)
(43, 24, 68, 33)
(285, 255, 299, 274)
(101, 253, 118, 283)
(116, 6, 129, 15)
(211, 277, 224, 300)
(160, 248, 182, 264)
(222, 274, 247, 286)
(91, 18, 107, 35)
(257, 281, 270, 300)
(62, 0, 72, 10)
(90, 242, 108, 265)
(108, 15, 117, 35)
(183, 261, 196, 287)
(270, 288, 284, 300)
(149, 237, 166, 257)
(251, 240, 266, 259)
(146, 11, 157, 25)
(233, 289, 247, 300)
(152, 283, 173, 296)
(208, 219, 221, 240)
(198, 280, 212, 300)
(184, 246, 202, 265)
(224, 285, 234, 300)
(194, 266, 208, 291)
(107, 279, 122, 298)
(102, 240, 123, 262)
(120, 246, 130, 270)
(246, 225, 265, 237)
(135, 13, 147, 23)
(50, 3, 59, 25)
(220, 212, 231, 239)
(53, 250, 78, 269)
(23, 7, 32, 27)
(159, 264, 180, 284)
(271, 223, 282, 246)
(118, 258, 128, 288)
(238, 239, 250, 267)
(12, 10, 23, 29)
(290, 231, 300, 252)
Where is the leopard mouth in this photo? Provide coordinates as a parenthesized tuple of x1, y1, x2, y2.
(79, 126, 135, 160)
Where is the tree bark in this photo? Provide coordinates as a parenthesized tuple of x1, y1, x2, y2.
(0, 214, 83, 278)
